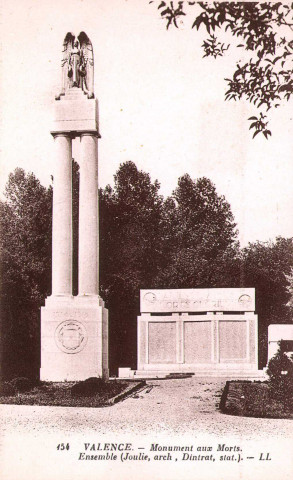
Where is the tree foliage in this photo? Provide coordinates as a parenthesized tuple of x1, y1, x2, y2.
(150, 1, 293, 137)
(0, 169, 52, 379)
(241, 236, 293, 365)
(100, 161, 165, 301)
(267, 341, 293, 402)
(155, 174, 240, 288)
(242, 236, 293, 323)
(98, 166, 239, 368)
(72, 160, 80, 295)
(285, 267, 293, 312)
(99, 161, 165, 368)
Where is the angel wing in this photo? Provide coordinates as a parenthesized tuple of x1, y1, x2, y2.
(56, 32, 75, 99)
(78, 32, 94, 98)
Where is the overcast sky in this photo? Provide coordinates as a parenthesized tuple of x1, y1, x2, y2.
(1, 0, 292, 246)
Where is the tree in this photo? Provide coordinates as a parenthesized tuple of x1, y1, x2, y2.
(285, 267, 293, 313)
(99, 167, 243, 370)
(100, 161, 165, 299)
(267, 341, 293, 402)
(242, 236, 293, 366)
(72, 160, 80, 296)
(99, 161, 165, 369)
(0, 169, 52, 379)
(155, 174, 240, 288)
(150, 1, 293, 137)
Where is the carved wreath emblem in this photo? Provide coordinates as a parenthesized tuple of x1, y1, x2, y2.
(143, 292, 157, 304)
(55, 320, 87, 354)
(238, 294, 252, 307)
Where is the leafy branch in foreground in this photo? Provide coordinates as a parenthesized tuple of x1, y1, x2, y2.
(150, 1, 293, 138)
(202, 33, 230, 58)
(248, 112, 271, 139)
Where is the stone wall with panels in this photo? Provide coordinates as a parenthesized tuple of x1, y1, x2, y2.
(137, 289, 259, 375)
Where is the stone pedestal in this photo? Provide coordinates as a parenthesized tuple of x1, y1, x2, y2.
(41, 296, 108, 381)
(51, 88, 99, 135)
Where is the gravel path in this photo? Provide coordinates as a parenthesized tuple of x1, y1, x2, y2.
(1, 378, 292, 439)
(1, 378, 292, 480)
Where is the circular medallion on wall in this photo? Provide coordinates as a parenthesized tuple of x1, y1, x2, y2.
(238, 294, 252, 308)
(55, 320, 88, 354)
(143, 292, 157, 304)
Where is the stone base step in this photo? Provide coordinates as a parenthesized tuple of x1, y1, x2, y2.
(118, 368, 267, 380)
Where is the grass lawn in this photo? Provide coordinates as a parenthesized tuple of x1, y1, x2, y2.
(220, 381, 293, 419)
(0, 379, 144, 408)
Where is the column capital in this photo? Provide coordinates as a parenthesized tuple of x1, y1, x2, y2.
(51, 130, 101, 139)
(51, 131, 74, 139)
(79, 131, 101, 139)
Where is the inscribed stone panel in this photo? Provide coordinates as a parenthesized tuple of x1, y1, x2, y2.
(148, 322, 176, 364)
(141, 288, 255, 313)
(219, 320, 247, 361)
(184, 321, 212, 363)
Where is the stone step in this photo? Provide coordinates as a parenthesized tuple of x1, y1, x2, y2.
(118, 369, 266, 380)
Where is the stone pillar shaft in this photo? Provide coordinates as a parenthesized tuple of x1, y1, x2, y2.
(78, 134, 99, 295)
(52, 134, 72, 295)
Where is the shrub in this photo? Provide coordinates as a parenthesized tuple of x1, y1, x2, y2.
(220, 380, 293, 418)
(10, 377, 34, 393)
(267, 341, 293, 403)
(71, 377, 106, 397)
(0, 382, 16, 396)
(37, 383, 50, 392)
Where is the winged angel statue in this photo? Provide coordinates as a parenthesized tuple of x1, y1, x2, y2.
(56, 32, 94, 99)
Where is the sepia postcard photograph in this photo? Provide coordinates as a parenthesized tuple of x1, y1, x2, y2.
(0, 1, 293, 479)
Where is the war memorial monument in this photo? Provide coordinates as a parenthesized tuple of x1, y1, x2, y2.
(40, 33, 108, 381)
(120, 287, 260, 378)
(40, 32, 271, 382)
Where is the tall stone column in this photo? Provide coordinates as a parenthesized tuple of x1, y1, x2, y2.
(78, 133, 99, 295)
(41, 32, 108, 381)
(52, 134, 72, 296)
